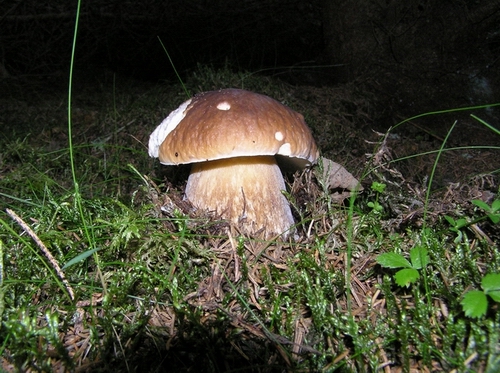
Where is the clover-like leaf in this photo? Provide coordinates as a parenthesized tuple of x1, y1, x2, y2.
(481, 273, 500, 303)
(410, 246, 429, 270)
(461, 290, 488, 318)
(394, 268, 420, 287)
(376, 253, 412, 269)
(371, 182, 386, 194)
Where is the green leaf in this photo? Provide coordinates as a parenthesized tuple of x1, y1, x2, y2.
(455, 218, 469, 229)
(482, 273, 500, 302)
(368, 201, 383, 212)
(491, 199, 500, 212)
(394, 268, 420, 287)
(445, 215, 469, 230)
(472, 199, 491, 211)
(444, 215, 456, 226)
(488, 290, 500, 303)
(453, 230, 463, 244)
(487, 213, 500, 224)
(376, 253, 412, 269)
(461, 290, 488, 318)
(472, 199, 500, 223)
(63, 247, 100, 269)
(371, 182, 386, 194)
(410, 246, 429, 269)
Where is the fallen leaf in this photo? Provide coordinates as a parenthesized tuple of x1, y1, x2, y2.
(314, 157, 362, 191)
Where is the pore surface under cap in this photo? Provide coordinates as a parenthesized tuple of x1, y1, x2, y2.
(156, 89, 319, 166)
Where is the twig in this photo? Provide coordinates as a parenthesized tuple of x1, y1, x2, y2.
(219, 306, 321, 355)
(6, 208, 75, 301)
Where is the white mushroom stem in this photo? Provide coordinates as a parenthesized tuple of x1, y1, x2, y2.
(185, 156, 295, 237)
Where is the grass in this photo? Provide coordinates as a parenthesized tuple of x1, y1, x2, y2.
(1, 57, 500, 372)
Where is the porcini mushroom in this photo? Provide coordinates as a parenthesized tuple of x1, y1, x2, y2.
(149, 88, 319, 237)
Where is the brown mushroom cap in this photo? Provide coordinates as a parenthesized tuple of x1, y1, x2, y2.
(149, 89, 319, 168)
(149, 88, 320, 238)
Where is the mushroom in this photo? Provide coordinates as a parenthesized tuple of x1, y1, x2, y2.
(149, 88, 319, 237)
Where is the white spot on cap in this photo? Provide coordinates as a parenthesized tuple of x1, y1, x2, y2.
(217, 101, 231, 110)
(274, 131, 284, 141)
(148, 98, 192, 158)
(278, 142, 291, 156)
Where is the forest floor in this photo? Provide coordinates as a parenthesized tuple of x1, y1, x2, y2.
(1, 65, 499, 372)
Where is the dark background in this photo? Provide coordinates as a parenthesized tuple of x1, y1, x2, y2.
(1, 0, 499, 122)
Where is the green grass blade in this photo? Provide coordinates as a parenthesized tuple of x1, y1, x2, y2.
(62, 247, 100, 269)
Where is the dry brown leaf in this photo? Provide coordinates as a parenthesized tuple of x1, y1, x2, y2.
(314, 157, 362, 191)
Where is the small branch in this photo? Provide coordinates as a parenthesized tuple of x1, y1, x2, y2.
(6, 208, 75, 301)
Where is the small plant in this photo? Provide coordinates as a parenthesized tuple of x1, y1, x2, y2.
(445, 198, 500, 243)
(376, 246, 430, 287)
(367, 181, 386, 213)
(444, 215, 469, 243)
(461, 273, 500, 318)
(472, 198, 500, 224)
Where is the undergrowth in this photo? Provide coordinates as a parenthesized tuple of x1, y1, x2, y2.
(1, 64, 499, 371)
(0, 7, 499, 370)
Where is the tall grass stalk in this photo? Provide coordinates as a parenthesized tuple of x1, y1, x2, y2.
(392, 103, 500, 131)
(67, 0, 105, 292)
(418, 120, 457, 331)
(157, 36, 190, 98)
(422, 120, 457, 225)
